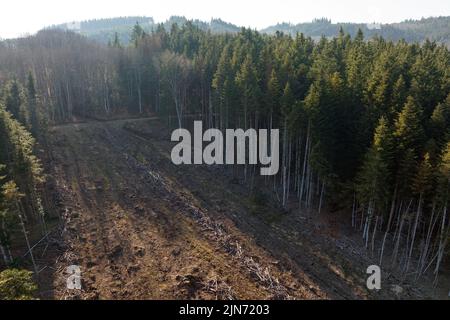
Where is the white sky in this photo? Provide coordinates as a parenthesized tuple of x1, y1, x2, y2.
(1, 0, 449, 39)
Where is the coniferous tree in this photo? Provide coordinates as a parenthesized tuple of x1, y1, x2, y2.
(4, 80, 23, 123)
(395, 96, 424, 155)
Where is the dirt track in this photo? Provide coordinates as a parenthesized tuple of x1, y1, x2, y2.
(46, 118, 439, 300)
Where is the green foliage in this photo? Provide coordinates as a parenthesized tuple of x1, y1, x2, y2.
(0, 269, 37, 300)
(131, 22, 145, 47)
(262, 16, 450, 48)
(429, 94, 450, 150)
(2, 23, 448, 207)
(235, 54, 261, 125)
(395, 96, 424, 154)
(0, 97, 45, 264)
(356, 117, 394, 212)
(436, 142, 450, 205)
(52, 16, 450, 48)
(413, 153, 434, 197)
(4, 80, 27, 125)
(26, 72, 39, 135)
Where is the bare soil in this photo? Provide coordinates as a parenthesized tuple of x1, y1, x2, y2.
(43, 118, 447, 300)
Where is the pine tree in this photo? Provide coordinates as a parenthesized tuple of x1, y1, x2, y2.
(413, 153, 434, 198)
(267, 69, 281, 123)
(410, 46, 444, 116)
(395, 96, 424, 154)
(391, 75, 408, 114)
(131, 22, 145, 47)
(281, 82, 294, 118)
(212, 45, 235, 127)
(436, 142, 450, 205)
(357, 117, 394, 212)
(5, 80, 23, 122)
(235, 54, 260, 128)
(112, 32, 121, 48)
(394, 96, 424, 198)
(429, 102, 449, 153)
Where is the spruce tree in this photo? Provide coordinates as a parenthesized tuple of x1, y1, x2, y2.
(395, 96, 424, 154)
(5, 80, 22, 122)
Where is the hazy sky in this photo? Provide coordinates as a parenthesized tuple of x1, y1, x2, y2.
(1, 0, 449, 39)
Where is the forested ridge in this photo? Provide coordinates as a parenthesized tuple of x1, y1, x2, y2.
(50, 15, 450, 47)
(52, 16, 240, 45)
(262, 16, 450, 47)
(0, 21, 449, 298)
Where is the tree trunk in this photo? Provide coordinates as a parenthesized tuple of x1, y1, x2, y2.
(299, 121, 310, 209)
(0, 244, 10, 265)
(318, 181, 325, 214)
(380, 187, 397, 265)
(16, 202, 38, 276)
(434, 204, 448, 285)
(406, 195, 422, 273)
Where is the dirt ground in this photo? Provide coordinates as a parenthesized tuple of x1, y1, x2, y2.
(43, 118, 448, 300)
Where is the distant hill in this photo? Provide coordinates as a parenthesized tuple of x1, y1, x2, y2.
(52, 16, 240, 44)
(52, 16, 450, 46)
(52, 16, 154, 44)
(262, 16, 450, 46)
(161, 16, 241, 34)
